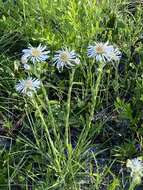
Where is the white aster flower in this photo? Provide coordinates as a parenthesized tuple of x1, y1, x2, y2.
(22, 44, 50, 63)
(16, 77, 41, 96)
(126, 158, 143, 183)
(87, 42, 114, 62)
(87, 42, 121, 62)
(53, 48, 79, 71)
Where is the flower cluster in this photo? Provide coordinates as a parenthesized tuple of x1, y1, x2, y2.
(16, 42, 121, 97)
(21, 45, 80, 72)
(126, 157, 143, 184)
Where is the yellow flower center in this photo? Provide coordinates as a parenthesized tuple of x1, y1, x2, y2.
(31, 48, 41, 57)
(96, 45, 105, 54)
(25, 80, 33, 88)
(60, 52, 69, 62)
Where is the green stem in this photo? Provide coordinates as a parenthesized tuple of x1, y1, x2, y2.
(88, 62, 104, 128)
(33, 71, 57, 137)
(40, 85, 57, 137)
(75, 62, 104, 151)
(65, 69, 75, 148)
(32, 98, 57, 154)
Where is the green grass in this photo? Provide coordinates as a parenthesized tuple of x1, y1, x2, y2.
(0, 0, 143, 189)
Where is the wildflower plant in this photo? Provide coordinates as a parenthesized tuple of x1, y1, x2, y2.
(1, 0, 143, 189)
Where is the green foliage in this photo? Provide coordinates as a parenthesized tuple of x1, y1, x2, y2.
(0, 0, 143, 189)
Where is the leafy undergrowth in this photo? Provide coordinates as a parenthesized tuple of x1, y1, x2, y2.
(0, 0, 143, 189)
